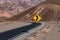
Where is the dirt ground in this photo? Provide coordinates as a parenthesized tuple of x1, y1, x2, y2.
(26, 21, 60, 40)
(0, 21, 31, 32)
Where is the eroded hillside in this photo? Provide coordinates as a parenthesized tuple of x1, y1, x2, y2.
(0, 0, 60, 22)
(5, 4, 60, 22)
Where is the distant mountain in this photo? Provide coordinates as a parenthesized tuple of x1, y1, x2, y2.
(5, 4, 60, 22)
(0, 0, 46, 21)
(4, 0, 60, 22)
(0, 0, 60, 22)
(0, 0, 45, 18)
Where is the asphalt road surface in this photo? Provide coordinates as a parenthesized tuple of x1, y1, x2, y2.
(0, 22, 44, 40)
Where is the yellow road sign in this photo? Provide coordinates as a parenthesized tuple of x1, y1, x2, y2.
(33, 14, 41, 23)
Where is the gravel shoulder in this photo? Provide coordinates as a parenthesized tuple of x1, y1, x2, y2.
(27, 21, 60, 40)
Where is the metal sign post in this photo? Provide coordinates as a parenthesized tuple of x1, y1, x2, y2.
(33, 13, 42, 36)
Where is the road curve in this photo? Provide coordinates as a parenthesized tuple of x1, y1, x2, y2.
(0, 22, 40, 40)
(11, 22, 46, 40)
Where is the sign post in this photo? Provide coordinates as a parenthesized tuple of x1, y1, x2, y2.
(33, 13, 42, 36)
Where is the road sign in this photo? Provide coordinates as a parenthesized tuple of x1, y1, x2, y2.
(33, 14, 41, 23)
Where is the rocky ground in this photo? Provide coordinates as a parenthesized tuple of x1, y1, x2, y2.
(26, 21, 60, 40)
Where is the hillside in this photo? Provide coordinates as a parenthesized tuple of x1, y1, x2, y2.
(0, 0, 46, 21)
(5, 4, 60, 22)
(0, 0, 60, 22)
(46, 0, 60, 5)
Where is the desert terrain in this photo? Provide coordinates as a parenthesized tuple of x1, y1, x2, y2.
(0, 0, 60, 40)
(26, 21, 60, 40)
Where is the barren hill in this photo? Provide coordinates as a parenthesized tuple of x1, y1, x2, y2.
(0, 0, 60, 22)
(5, 4, 60, 22)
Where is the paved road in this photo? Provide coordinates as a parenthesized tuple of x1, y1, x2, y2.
(0, 22, 45, 40)
(0, 22, 40, 40)
(12, 22, 46, 40)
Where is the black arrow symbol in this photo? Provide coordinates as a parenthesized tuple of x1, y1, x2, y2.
(36, 15, 38, 21)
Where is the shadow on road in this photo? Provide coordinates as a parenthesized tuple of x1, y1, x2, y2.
(0, 22, 41, 40)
